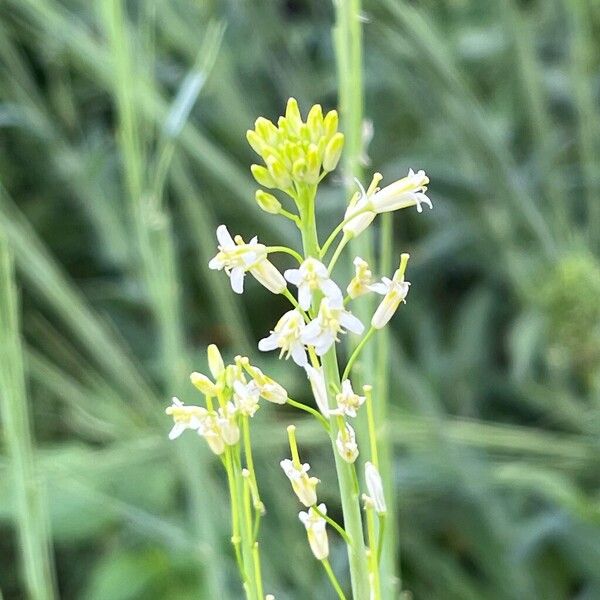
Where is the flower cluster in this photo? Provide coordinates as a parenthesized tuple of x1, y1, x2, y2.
(166, 99, 433, 599)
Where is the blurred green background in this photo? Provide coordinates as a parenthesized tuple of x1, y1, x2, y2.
(1, 0, 600, 598)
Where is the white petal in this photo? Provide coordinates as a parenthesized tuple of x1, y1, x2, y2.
(258, 333, 279, 352)
(291, 344, 308, 367)
(340, 311, 364, 335)
(208, 255, 223, 270)
(168, 422, 186, 440)
(216, 224, 234, 247)
(283, 268, 302, 285)
(298, 284, 312, 310)
(230, 267, 245, 294)
(368, 282, 388, 295)
(314, 335, 335, 356)
(321, 279, 343, 306)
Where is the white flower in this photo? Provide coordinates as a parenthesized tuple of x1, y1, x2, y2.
(305, 365, 330, 417)
(370, 254, 410, 329)
(371, 168, 432, 214)
(208, 225, 285, 294)
(233, 379, 261, 417)
(330, 379, 365, 418)
(343, 174, 382, 238)
(258, 309, 308, 366)
(284, 258, 342, 310)
(216, 402, 240, 446)
(336, 423, 359, 463)
(347, 256, 373, 299)
(280, 459, 320, 507)
(165, 397, 207, 440)
(249, 366, 288, 404)
(299, 504, 329, 560)
(197, 413, 226, 455)
(365, 461, 387, 514)
(301, 298, 364, 356)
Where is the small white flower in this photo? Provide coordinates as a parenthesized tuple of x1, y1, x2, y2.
(208, 225, 285, 294)
(370, 254, 411, 329)
(197, 413, 226, 455)
(301, 298, 364, 356)
(299, 503, 329, 560)
(305, 365, 330, 417)
(284, 258, 343, 310)
(371, 169, 432, 214)
(233, 379, 261, 417)
(336, 422, 359, 463)
(280, 459, 320, 507)
(343, 174, 382, 238)
(216, 401, 240, 446)
(365, 461, 387, 514)
(330, 379, 365, 418)
(165, 397, 207, 440)
(258, 309, 308, 366)
(347, 256, 373, 299)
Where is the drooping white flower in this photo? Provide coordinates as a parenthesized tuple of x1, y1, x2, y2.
(365, 461, 387, 514)
(208, 225, 285, 294)
(371, 169, 432, 214)
(299, 503, 329, 560)
(233, 379, 261, 417)
(301, 298, 364, 356)
(370, 254, 411, 329)
(197, 413, 227, 455)
(165, 397, 207, 440)
(330, 379, 365, 418)
(305, 365, 330, 417)
(336, 422, 359, 463)
(246, 365, 288, 404)
(216, 401, 240, 446)
(280, 459, 320, 507)
(347, 256, 373, 299)
(258, 309, 308, 366)
(284, 257, 342, 310)
(343, 174, 382, 238)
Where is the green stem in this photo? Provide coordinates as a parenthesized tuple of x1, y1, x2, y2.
(328, 234, 351, 273)
(320, 205, 373, 259)
(287, 398, 330, 431)
(312, 504, 351, 545)
(365, 385, 379, 468)
(223, 450, 246, 588)
(321, 559, 348, 600)
(267, 246, 303, 263)
(342, 326, 376, 382)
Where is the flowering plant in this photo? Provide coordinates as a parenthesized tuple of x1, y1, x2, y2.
(166, 98, 431, 599)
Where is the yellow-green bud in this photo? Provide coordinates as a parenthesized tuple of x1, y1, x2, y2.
(285, 97, 302, 133)
(292, 158, 307, 182)
(255, 190, 281, 215)
(299, 123, 311, 143)
(307, 104, 323, 141)
(207, 344, 225, 379)
(251, 164, 276, 189)
(323, 110, 338, 138)
(246, 130, 268, 156)
(190, 372, 217, 395)
(267, 157, 293, 190)
(323, 132, 344, 172)
(305, 144, 320, 184)
(255, 117, 279, 144)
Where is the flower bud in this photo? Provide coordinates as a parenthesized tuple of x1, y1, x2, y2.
(306, 104, 323, 142)
(305, 365, 329, 417)
(255, 190, 281, 215)
(323, 110, 338, 138)
(249, 259, 287, 294)
(254, 117, 279, 145)
(292, 158, 307, 182)
(207, 344, 225, 379)
(365, 461, 387, 514)
(190, 372, 217, 396)
(267, 157, 292, 190)
(305, 144, 320, 184)
(299, 504, 329, 560)
(323, 132, 344, 172)
(251, 164, 276, 189)
(246, 130, 268, 157)
(336, 423, 359, 463)
(285, 97, 302, 133)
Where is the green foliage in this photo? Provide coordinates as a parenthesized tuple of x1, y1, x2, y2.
(1, 0, 600, 599)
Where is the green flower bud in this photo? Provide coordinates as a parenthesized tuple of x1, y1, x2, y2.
(307, 104, 323, 142)
(267, 156, 292, 190)
(292, 158, 307, 183)
(190, 371, 217, 396)
(255, 117, 279, 145)
(255, 190, 281, 215)
(251, 164, 276, 189)
(323, 132, 344, 172)
(285, 97, 302, 134)
(246, 130, 268, 157)
(299, 123, 311, 143)
(305, 144, 320, 184)
(323, 110, 339, 138)
(207, 344, 225, 379)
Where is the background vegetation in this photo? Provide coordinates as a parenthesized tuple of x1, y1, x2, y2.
(1, 0, 600, 598)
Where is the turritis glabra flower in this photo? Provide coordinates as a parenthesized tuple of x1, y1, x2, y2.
(365, 461, 387, 514)
(165, 397, 207, 440)
(370, 168, 432, 214)
(336, 422, 359, 463)
(233, 379, 261, 417)
(284, 257, 343, 310)
(258, 309, 308, 366)
(347, 256, 373, 299)
(370, 253, 411, 329)
(209, 225, 285, 294)
(299, 504, 329, 560)
(301, 298, 364, 356)
(305, 365, 330, 417)
(330, 379, 365, 418)
(280, 459, 320, 507)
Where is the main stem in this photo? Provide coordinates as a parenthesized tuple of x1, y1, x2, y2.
(299, 186, 370, 599)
